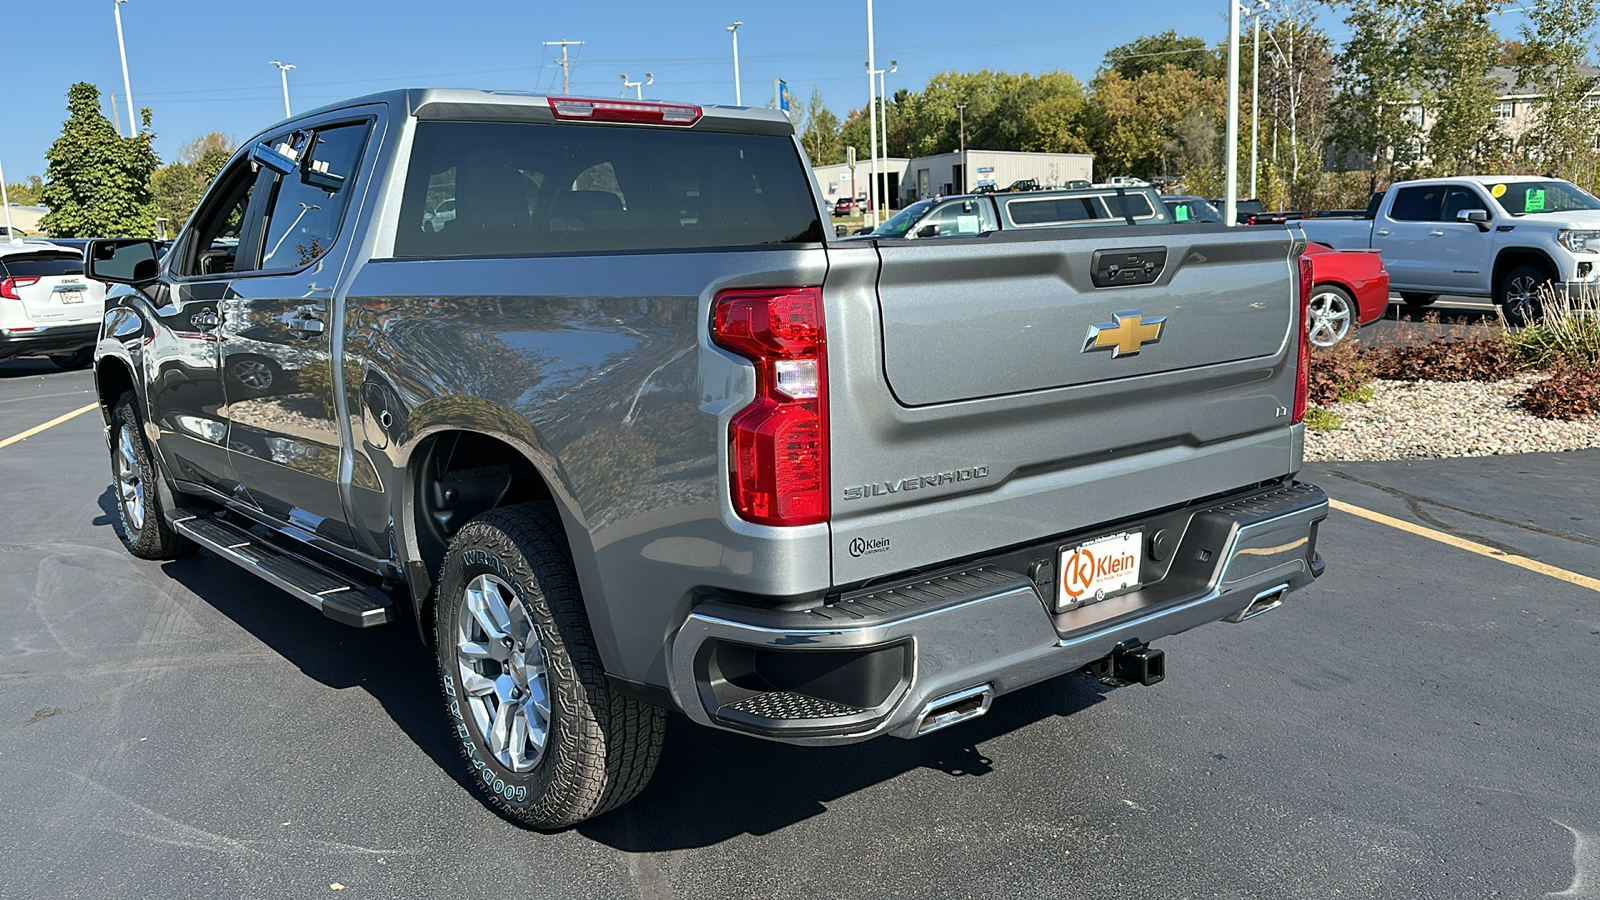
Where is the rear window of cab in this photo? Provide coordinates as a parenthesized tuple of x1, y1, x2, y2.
(394, 121, 825, 257)
(0, 252, 84, 278)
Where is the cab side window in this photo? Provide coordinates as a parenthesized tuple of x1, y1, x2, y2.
(1440, 186, 1486, 221)
(257, 123, 370, 271)
(179, 158, 259, 278)
(914, 199, 997, 237)
(1389, 186, 1441, 221)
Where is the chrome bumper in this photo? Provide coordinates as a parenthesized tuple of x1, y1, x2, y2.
(667, 481, 1328, 745)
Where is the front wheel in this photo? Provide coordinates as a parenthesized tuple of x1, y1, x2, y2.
(435, 504, 665, 829)
(1307, 284, 1356, 348)
(109, 392, 195, 560)
(1497, 265, 1550, 327)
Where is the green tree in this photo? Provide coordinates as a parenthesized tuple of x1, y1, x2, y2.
(1258, 1, 1336, 209)
(4, 175, 43, 206)
(1328, 0, 1426, 189)
(1102, 31, 1222, 81)
(797, 87, 843, 164)
(38, 83, 160, 238)
(1085, 67, 1225, 179)
(1414, 0, 1506, 175)
(151, 132, 236, 236)
(1515, 0, 1600, 187)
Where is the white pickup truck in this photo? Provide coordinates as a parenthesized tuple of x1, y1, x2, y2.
(1300, 175, 1600, 324)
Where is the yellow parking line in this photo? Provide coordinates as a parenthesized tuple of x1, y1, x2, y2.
(1330, 498, 1600, 594)
(0, 402, 100, 450)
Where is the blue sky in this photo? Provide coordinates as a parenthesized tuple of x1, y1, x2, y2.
(1, 1, 1530, 182)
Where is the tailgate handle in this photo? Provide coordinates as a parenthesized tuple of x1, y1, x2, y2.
(1091, 247, 1167, 288)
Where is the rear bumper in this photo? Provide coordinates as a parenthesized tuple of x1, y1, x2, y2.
(0, 323, 98, 360)
(667, 481, 1328, 745)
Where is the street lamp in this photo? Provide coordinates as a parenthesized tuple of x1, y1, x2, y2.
(112, 0, 136, 137)
(0, 155, 17, 242)
(869, 59, 897, 207)
(1243, 1, 1270, 202)
(955, 102, 968, 195)
(621, 72, 653, 100)
(726, 22, 743, 106)
(864, 0, 881, 227)
(270, 60, 295, 119)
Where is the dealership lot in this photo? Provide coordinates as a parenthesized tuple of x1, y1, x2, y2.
(1, 350, 1597, 899)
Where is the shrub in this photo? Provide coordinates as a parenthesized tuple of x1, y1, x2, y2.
(1505, 289, 1600, 373)
(1303, 407, 1343, 431)
(1518, 361, 1600, 421)
(1307, 338, 1372, 406)
(1367, 337, 1517, 382)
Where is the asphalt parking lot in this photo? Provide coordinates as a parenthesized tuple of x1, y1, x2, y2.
(2, 321, 1597, 898)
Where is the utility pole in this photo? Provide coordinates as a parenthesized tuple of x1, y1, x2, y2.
(1225, 0, 1242, 227)
(865, 0, 880, 227)
(270, 61, 295, 118)
(726, 22, 743, 106)
(0, 155, 17, 241)
(1249, 6, 1264, 200)
(113, 0, 136, 137)
(873, 59, 896, 207)
(955, 102, 968, 195)
(543, 39, 584, 94)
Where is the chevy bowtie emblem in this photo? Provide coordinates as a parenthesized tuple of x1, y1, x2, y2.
(1084, 311, 1166, 358)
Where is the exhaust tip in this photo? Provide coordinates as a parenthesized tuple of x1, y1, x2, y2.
(916, 684, 994, 736)
(1226, 583, 1289, 623)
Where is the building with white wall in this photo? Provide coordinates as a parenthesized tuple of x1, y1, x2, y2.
(901, 150, 1094, 203)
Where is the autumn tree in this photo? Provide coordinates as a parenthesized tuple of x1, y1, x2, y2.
(1415, 0, 1507, 175)
(3, 175, 43, 206)
(1328, 0, 1426, 189)
(38, 83, 160, 238)
(1101, 31, 1222, 80)
(151, 132, 237, 237)
(797, 87, 843, 165)
(1257, 1, 1336, 209)
(1515, 0, 1600, 187)
(1084, 66, 1224, 180)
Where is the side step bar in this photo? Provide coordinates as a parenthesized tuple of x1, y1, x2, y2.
(169, 510, 393, 628)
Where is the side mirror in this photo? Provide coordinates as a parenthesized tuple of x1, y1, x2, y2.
(85, 239, 160, 284)
(1458, 208, 1492, 232)
(916, 224, 940, 238)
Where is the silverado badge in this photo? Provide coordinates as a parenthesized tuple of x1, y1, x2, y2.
(1084, 311, 1166, 358)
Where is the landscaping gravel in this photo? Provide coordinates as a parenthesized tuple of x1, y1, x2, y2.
(1304, 375, 1600, 461)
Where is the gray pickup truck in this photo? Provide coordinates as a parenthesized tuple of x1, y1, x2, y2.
(87, 89, 1328, 828)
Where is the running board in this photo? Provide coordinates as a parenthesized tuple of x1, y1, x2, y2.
(169, 510, 393, 628)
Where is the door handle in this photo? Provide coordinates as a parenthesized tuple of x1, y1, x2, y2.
(1428, 230, 1446, 236)
(1375, 229, 1390, 237)
(291, 315, 326, 335)
(190, 310, 220, 329)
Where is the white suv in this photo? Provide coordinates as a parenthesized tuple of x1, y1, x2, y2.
(0, 242, 106, 369)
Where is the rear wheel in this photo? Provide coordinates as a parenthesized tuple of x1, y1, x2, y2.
(1307, 284, 1356, 348)
(109, 392, 195, 560)
(1399, 292, 1438, 308)
(1497, 264, 1550, 326)
(49, 348, 94, 370)
(435, 503, 665, 828)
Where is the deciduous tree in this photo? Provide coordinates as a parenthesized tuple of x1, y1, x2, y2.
(1514, 0, 1600, 188)
(38, 83, 160, 238)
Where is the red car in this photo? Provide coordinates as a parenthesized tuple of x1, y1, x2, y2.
(1303, 241, 1389, 347)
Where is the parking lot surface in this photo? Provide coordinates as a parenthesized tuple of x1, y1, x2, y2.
(2, 346, 1597, 899)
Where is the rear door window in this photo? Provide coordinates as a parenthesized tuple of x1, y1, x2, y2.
(395, 121, 824, 257)
(257, 122, 370, 271)
(1389, 186, 1442, 221)
(0, 252, 83, 278)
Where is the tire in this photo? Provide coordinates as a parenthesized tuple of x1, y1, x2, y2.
(1497, 264, 1550, 327)
(435, 503, 665, 829)
(1399, 292, 1438, 308)
(49, 347, 94, 370)
(1307, 284, 1356, 348)
(110, 391, 196, 560)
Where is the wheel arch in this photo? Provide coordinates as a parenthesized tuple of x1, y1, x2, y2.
(1492, 247, 1558, 295)
(94, 354, 139, 427)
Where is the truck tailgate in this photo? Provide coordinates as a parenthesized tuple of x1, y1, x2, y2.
(823, 226, 1305, 584)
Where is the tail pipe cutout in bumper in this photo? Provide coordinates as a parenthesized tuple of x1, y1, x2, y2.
(668, 481, 1328, 745)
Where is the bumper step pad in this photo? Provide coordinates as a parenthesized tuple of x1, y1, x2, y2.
(169, 510, 392, 628)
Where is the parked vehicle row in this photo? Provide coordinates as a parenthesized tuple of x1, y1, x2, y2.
(856, 184, 1173, 240)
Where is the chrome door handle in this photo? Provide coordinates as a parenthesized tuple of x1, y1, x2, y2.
(1428, 230, 1445, 236)
(1375, 229, 1390, 237)
(291, 316, 326, 335)
(190, 310, 220, 329)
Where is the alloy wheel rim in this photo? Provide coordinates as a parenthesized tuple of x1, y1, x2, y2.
(1308, 291, 1352, 348)
(1506, 276, 1539, 320)
(116, 425, 145, 532)
(454, 572, 551, 773)
(233, 360, 273, 391)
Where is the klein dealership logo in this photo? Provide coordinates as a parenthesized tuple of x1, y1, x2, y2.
(1061, 542, 1139, 602)
(848, 536, 890, 558)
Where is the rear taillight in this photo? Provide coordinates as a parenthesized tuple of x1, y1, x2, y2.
(548, 97, 703, 126)
(0, 277, 38, 300)
(711, 287, 828, 526)
(1293, 254, 1313, 424)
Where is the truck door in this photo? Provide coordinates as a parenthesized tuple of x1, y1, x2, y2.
(220, 115, 377, 550)
(1377, 184, 1443, 290)
(1433, 185, 1493, 292)
(143, 155, 268, 497)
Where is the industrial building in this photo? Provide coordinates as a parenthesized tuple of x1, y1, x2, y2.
(901, 150, 1094, 203)
(811, 159, 908, 212)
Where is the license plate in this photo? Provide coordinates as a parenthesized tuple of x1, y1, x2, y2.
(59, 290, 84, 304)
(1057, 530, 1143, 612)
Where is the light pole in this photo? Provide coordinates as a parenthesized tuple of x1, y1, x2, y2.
(0, 155, 17, 241)
(1224, 0, 1242, 227)
(955, 102, 968, 195)
(621, 72, 652, 100)
(727, 22, 743, 106)
(113, 0, 136, 137)
(864, 0, 881, 227)
(270, 61, 295, 119)
(1244, 1, 1270, 201)
(871, 59, 896, 207)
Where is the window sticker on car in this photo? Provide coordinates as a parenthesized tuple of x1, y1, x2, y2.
(1526, 188, 1546, 212)
(957, 215, 979, 234)
(1174, 205, 1190, 222)
(1491, 183, 1507, 198)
